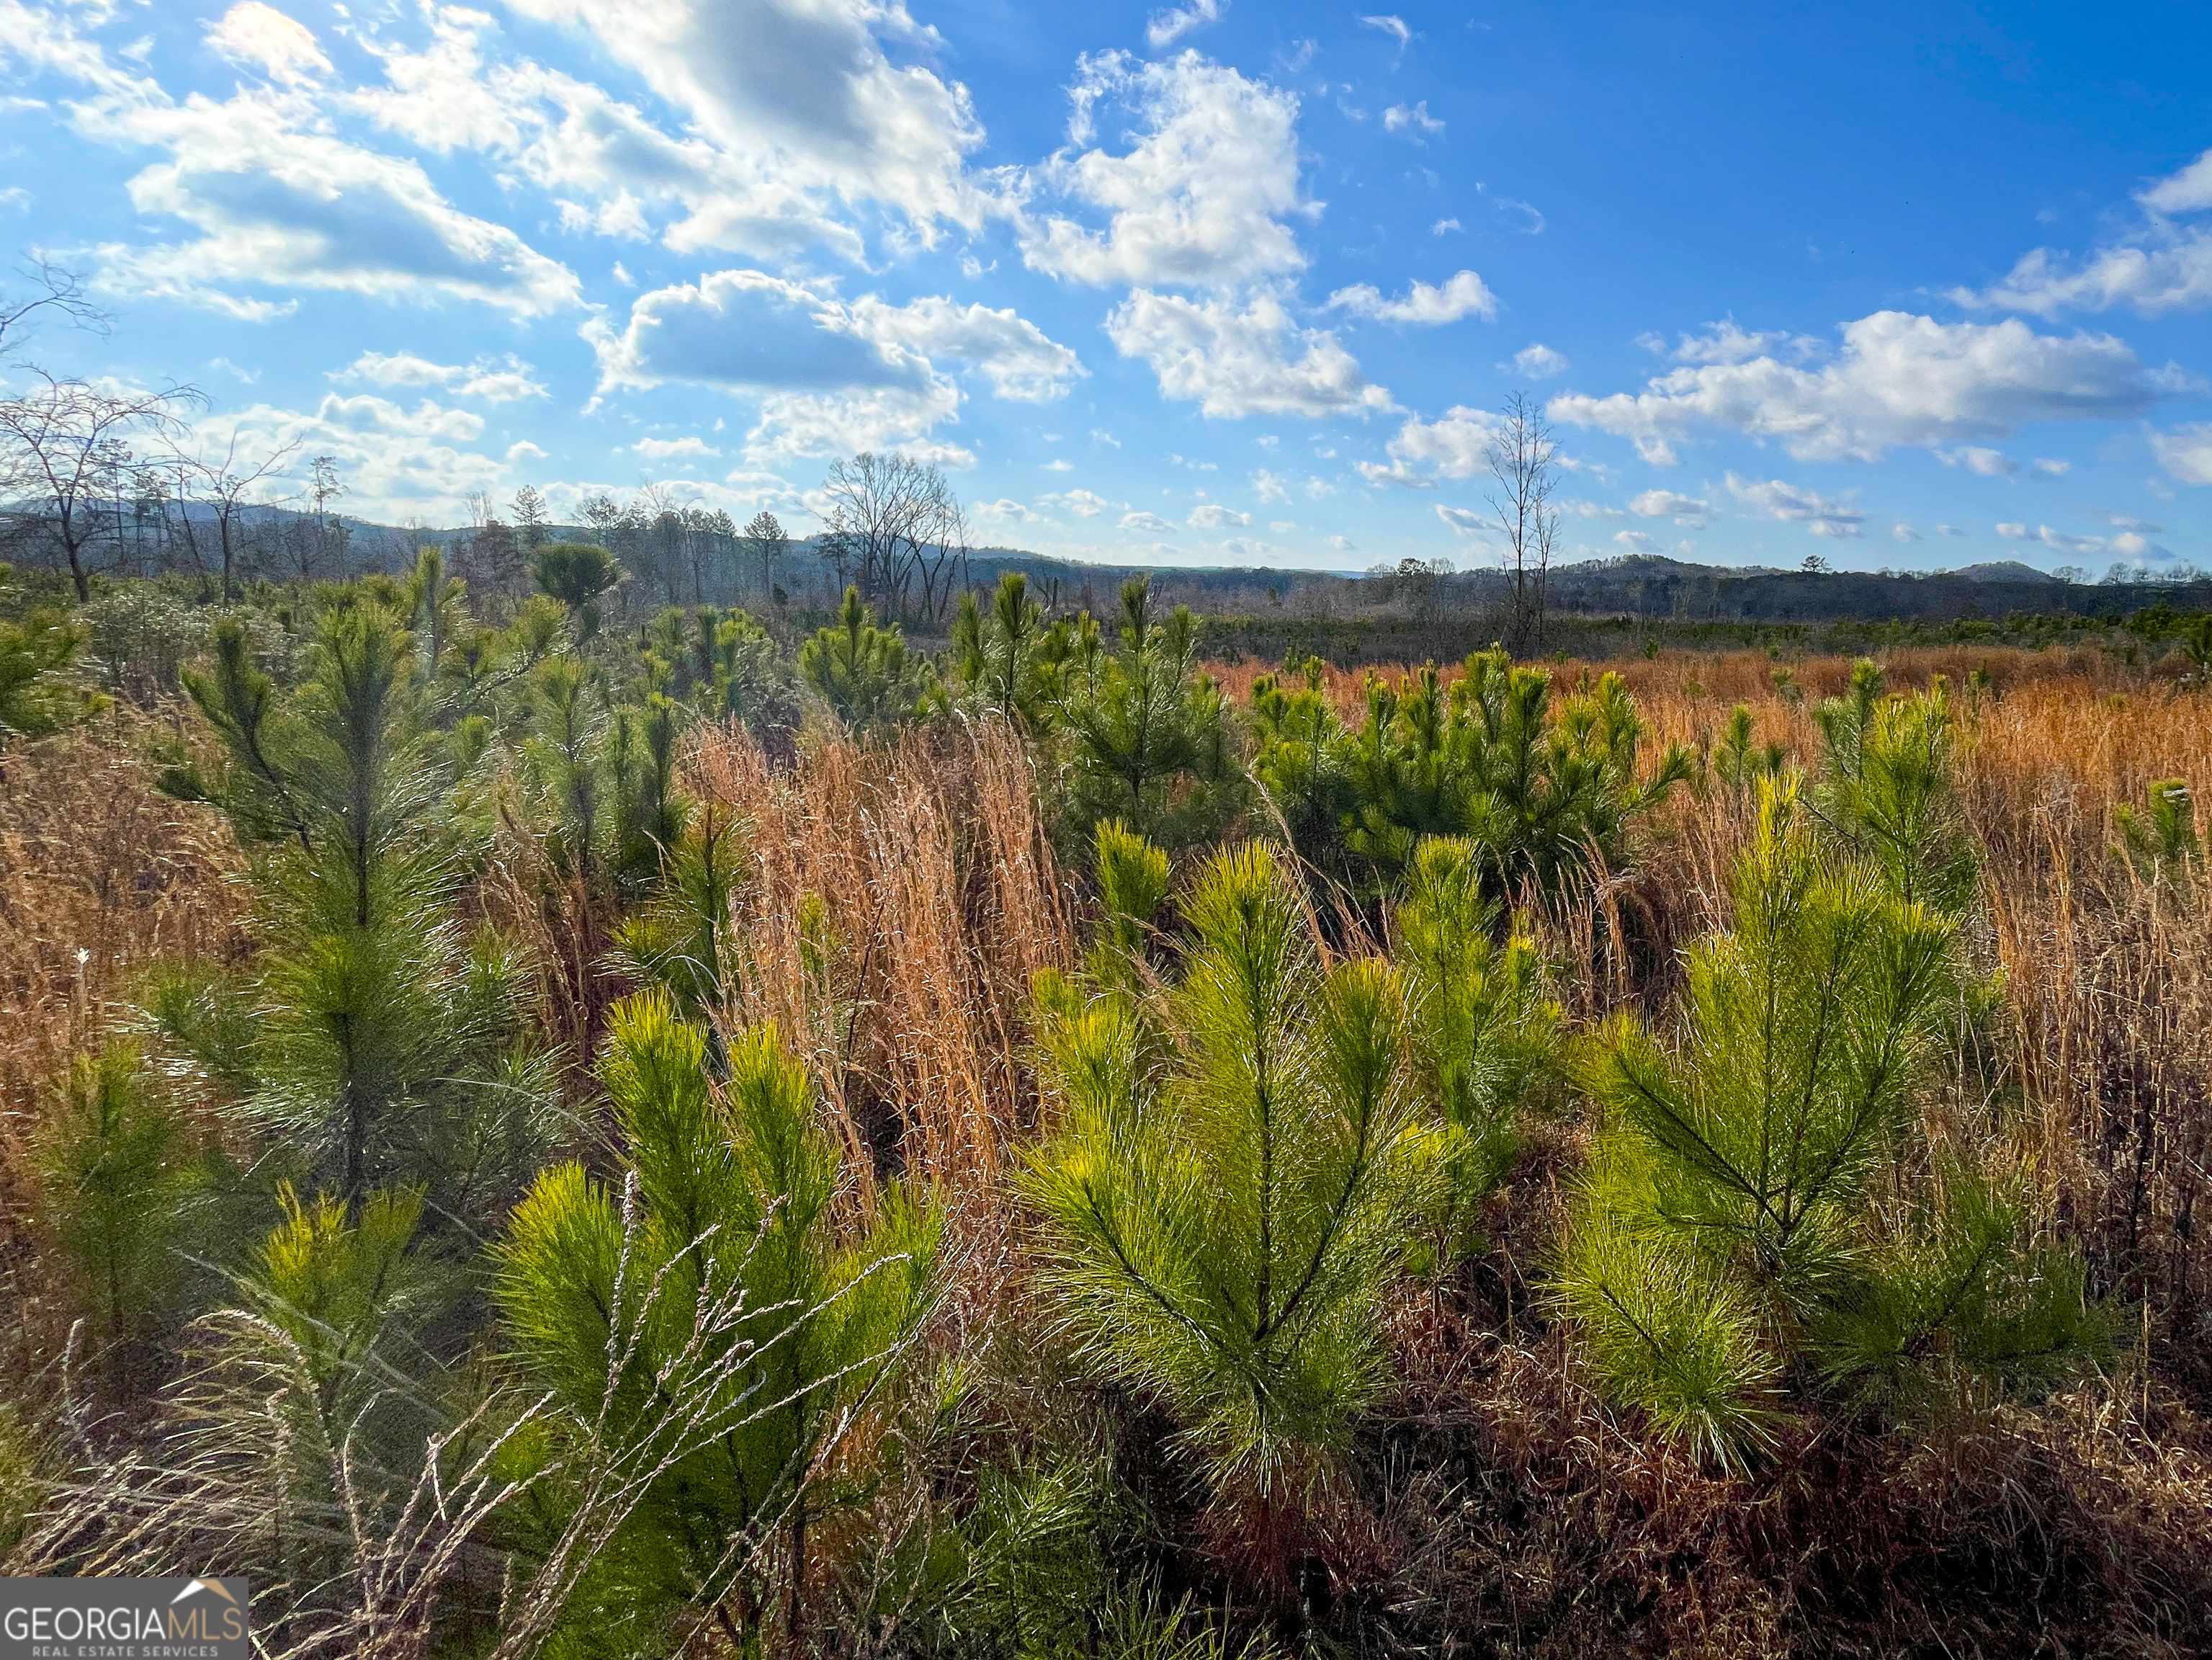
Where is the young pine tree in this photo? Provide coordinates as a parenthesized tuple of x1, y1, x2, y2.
(2113, 777, 2199, 883)
(1340, 651, 1691, 898)
(1247, 659, 1359, 883)
(534, 541, 623, 647)
(611, 803, 748, 1027)
(1709, 704, 1787, 800)
(241, 1183, 442, 1451)
(33, 1043, 194, 1392)
(0, 604, 100, 749)
(405, 544, 468, 677)
(951, 571, 1074, 731)
(1022, 840, 1441, 1503)
(146, 1180, 451, 1642)
(167, 607, 556, 1216)
(679, 604, 802, 745)
(494, 993, 939, 1651)
(1058, 576, 1243, 855)
(1812, 661, 1979, 916)
(799, 586, 933, 734)
(1394, 836, 1560, 1249)
(514, 653, 698, 1055)
(1554, 779, 2101, 1466)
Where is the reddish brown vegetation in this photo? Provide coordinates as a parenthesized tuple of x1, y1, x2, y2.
(4, 648, 2211, 1654)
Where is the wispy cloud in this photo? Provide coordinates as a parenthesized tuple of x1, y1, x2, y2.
(1360, 14, 1413, 59)
(1144, 0, 1226, 51)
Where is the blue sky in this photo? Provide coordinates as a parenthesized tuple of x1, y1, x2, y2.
(4, 0, 2208, 574)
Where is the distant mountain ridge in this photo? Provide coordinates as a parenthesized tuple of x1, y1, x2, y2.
(63, 504, 2202, 625)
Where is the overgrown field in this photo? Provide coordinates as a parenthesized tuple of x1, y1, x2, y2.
(2, 563, 2209, 1658)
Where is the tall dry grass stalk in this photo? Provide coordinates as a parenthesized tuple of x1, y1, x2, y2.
(0, 710, 243, 1108)
(1965, 681, 2212, 1380)
(0, 709, 243, 1389)
(686, 713, 1076, 1203)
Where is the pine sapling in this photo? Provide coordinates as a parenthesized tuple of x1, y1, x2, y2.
(1058, 576, 1243, 854)
(1248, 659, 1358, 884)
(34, 1042, 192, 1394)
(612, 802, 748, 1029)
(1554, 778, 2102, 1465)
(169, 605, 556, 1215)
(534, 541, 623, 647)
(494, 993, 939, 1648)
(951, 570, 1074, 731)
(1023, 841, 1440, 1504)
(1813, 661, 1979, 916)
(1331, 650, 1691, 901)
(0, 605, 101, 749)
(2113, 777, 2199, 885)
(1394, 836, 1560, 1249)
(800, 586, 933, 733)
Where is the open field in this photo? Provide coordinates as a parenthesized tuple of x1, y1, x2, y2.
(4, 1, 2211, 1646)
(4, 581, 2212, 1656)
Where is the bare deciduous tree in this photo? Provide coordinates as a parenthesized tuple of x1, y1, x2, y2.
(173, 424, 300, 603)
(0, 259, 106, 366)
(1, 375, 199, 600)
(915, 494, 970, 623)
(1485, 391, 1561, 655)
(817, 452, 965, 622)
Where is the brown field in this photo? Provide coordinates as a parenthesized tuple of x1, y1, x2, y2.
(4, 641, 2211, 1654)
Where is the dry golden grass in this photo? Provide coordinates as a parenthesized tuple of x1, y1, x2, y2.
(0, 707, 244, 1391)
(686, 712, 1075, 1202)
(9, 643, 2212, 1654)
(0, 711, 243, 1107)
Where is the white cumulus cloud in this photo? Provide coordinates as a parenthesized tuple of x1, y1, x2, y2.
(1952, 149, 2212, 320)
(70, 77, 581, 319)
(336, 352, 548, 402)
(1145, 0, 1226, 50)
(1726, 472, 1866, 537)
(501, 0, 989, 238)
(632, 435, 718, 460)
(1358, 405, 1497, 485)
(1382, 100, 1443, 141)
(2151, 422, 2212, 486)
(1629, 488, 1707, 524)
(1326, 269, 1496, 325)
(1106, 289, 1392, 418)
(1043, 488, 1114, 517)
(1551, 311, 2179, 465)
(1940, 445, 2017, 477)
(1509, 343, 1570, 378)
(848, 294, 1084, 402)
(1997, 521, 2111, 557)
(1017, 50, 1309, 290)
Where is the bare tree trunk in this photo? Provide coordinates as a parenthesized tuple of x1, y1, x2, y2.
(1486, 391, 1562, 657)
